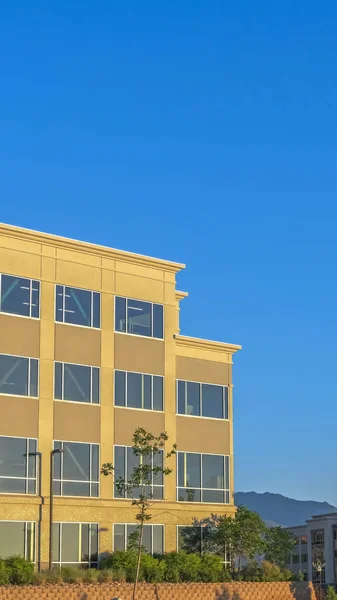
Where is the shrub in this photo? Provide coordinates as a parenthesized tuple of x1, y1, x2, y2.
(0, 560, 10, 586)
(163, 552, 201, 583)
(81, 569, 99, 584)
(44, 569, 63, 584)
(59, 566, 83, 583)
(100, 551, 137, 582)
(97, 569, 114, 583)
(5, 556, 34, 585)
(326, 587, 337, 600)
(199, 553, 224, 582)
(32, 570, 48, 585)
(140, 553, 165, 583)
(260, 561, 293, 582)
(162, 552, 182, 583)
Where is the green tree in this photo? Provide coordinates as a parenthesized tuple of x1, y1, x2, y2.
(101, 427, 176, 600)
(326, 587, 337, 600)
(264, 526, 296, 567)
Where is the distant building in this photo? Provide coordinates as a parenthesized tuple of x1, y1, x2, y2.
(286, 513, 337, 585)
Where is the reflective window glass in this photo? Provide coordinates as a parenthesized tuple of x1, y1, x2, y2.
(55, 285, 100, 328)
(0, 275, 40, 318)
(54, 441, 99, 497)
(0, 437, 37, 495)
(202, 384, 223, 419)
(0, 522, 35, 561)
(115, 297, 164, 339)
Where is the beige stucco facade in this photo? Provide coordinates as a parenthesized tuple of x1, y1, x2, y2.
(0, 223, 241, 566)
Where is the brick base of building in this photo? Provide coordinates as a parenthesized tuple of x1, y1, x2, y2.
(0, 581, 316, 600)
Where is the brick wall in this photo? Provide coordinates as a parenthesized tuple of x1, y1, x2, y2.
(0, 582, 316, 600)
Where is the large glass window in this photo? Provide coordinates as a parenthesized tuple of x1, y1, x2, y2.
(115, 297, 164, 339)
(177, 525, 230, 563)
(0, 521, 35, 561)
(177, 380, 228, 419)
(52, 523, 98, 567)
(0, 274, 40, 318)
(177, 452, 230, 504)
(115, 370, 163, 411)
(114, 446, 163, 500)
(312, 529, 325, 584)
(53, 441, 99, 497)
(0, 354, 38, 397)
(114, 524, 164, 555)
(55, 285, 100, 328)
(0, 437, 37, 494)
(55, 362, 100, 404)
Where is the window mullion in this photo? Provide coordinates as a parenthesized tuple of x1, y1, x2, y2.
(62, 286, 66, 322)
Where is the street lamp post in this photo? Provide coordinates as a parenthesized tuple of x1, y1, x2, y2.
(49, 448, 64, 571)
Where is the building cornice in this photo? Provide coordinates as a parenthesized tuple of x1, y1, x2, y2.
(0, 223, 185, 274)
(175, 334, 242, 354)
(176, 290, 188, 301)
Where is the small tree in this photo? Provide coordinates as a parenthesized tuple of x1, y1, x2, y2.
(264, 526, 296, 567)
(232, 505, 266, 570)
(101, 428, 176, 600)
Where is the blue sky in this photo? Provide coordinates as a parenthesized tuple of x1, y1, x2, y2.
(1, 1, 337, 504)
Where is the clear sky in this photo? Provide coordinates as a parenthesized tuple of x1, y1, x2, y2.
(1, 1, 337, 505)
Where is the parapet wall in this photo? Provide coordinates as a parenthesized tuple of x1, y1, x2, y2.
(0, 581, 316, 600)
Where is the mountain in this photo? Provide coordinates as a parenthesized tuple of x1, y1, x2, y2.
(235, 491, 337, 527)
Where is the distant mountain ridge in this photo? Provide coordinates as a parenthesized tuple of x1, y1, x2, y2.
(235, 491, 337, 527)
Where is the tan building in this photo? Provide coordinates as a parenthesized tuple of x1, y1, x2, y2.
(0, 223, 241, 568)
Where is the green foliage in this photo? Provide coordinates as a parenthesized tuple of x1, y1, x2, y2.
(140, 553, 165, 583)
(264, 526, 296, 567)
(326, 587, 337, 600)
(238, 560, 294, 582)
(44, 569, 63, 584)
(59, 566, 83, 583)
(81, 568, 99, 583)
(5, 556, 35, 585)
(100, 550, 137, 581)
(198, 553, 224, 582)
(0, 559, 10, 585)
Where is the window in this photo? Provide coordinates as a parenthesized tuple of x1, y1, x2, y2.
(0, 521, 35, 561)
(114, 524, 164, 555)
(114, 446, 164, 500)
(177, 452, 230, 503)
(292, 553, 300, 564)
(53, 441, 99, 497)
(55, 285, 100, 328)
(115, 297, 163, 339)
(301, 535, 308, 545)
(0, 274, 40, 318)
(52, 523, 98, 567)
(177, 380, 228, 419)
(0, 437, 37, 494)
(55, 363, 100, 404)
(177, 525, 230, 564)
(115, 371, 163, 411)
(311, 529, 325, 584)
(301, 553, 308, 563)
(0, 354, 38, 397)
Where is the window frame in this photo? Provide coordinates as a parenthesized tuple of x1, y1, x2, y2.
(54, 361, 100, 405)
(114, 369, 164, 412)
(52, 522, 99, 568)
(0, 353, 39, 399)
(176, 379, 229, 421)
(113, 445, 164, 500)
(55, 284, 101, 329)
(113, 523, 164, 555)
(0, 273, 40, 320)
(0, 520, 36, 562)
(176, 451, 230, 505)
(114, 296, 164, 340)
(53, 440, 100, 498)
(0, 435, 38, 495)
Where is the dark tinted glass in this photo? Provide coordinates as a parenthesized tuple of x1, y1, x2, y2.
(91, 483, 99, 497)
(186, 453, 201, 488)
(63, 442, 90, 481)
(115, 371, 126, 406)
(92, 368, 100, 404)
(202, 384, 223, 419)
(178, 526, 202, 553)
(177, 381, 185, 414)
(153, 304, 164, 339)
(0, 436, 27, 477)
(114, 524, 125, 551)
(144, 375, 151, 409)
(92, 292, 100, 328)
(64, 287, 91, 327)
(0, 522, 26, 559)
(31, 281, 40, 318)
(63, 364, 91, 403)
(91, 445, 99, 481)
(89, 524, 98, 560)
(153, 376, 163, 411)
(62, 523, 79, 562)
(29, 359, 38, 397)
(0, 478, 26, 493)
(202, 455, 224, 489)
(202, 490, 224, 503)
(62, 481, 90, 496)
(224, 456, 229, 489)
(115, 297, 126, 332)
(186, 382, 200, 416)
(223, 386, 229, 419)
(81, 524, 89, 562)
(55, 285, 63, 321)
(153, 451, 163, 485)
(177, 488, 201, 502)
(0, 355, 29, 396)
(141, 525, 152, 554)
(153, 526, 164, 554)
(127, 372, 142, 408)
(52, 524, 60, 562)
(114, 446, 125, 497)
(127, 299, 151, 337)
(177, 453, 184, 487)
(0, 275, 30, 317)
(127, 447, 139, 481)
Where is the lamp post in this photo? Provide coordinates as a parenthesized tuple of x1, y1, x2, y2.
(49, 448, 64, 571)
